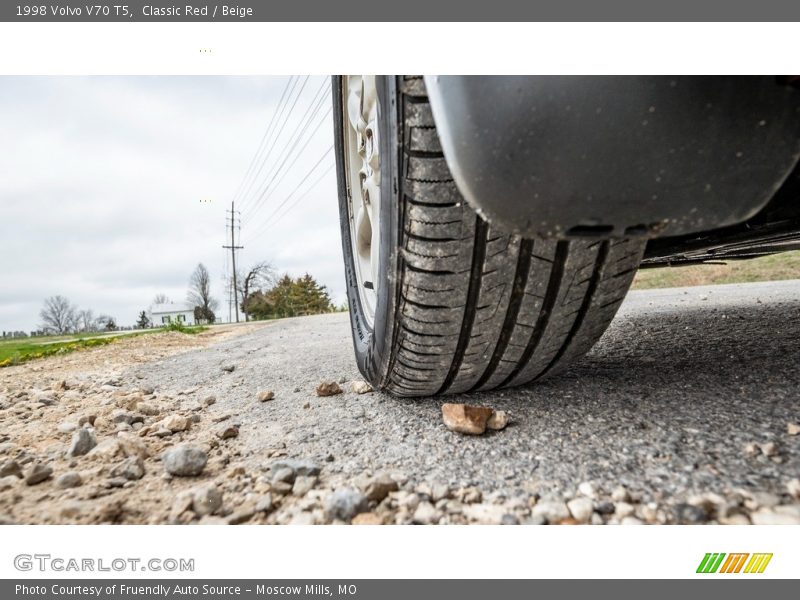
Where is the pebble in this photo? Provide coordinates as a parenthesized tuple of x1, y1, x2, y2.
(567, 497, 594, 523)
(463, 503, 508, 524)
(610, 485, 630, 503)
(352, 512, 383, 525)
(191, 484, 223, 516)
(325, 488, 368, 522)
(221, 364, 236, 373)
(441, 403, 493, 435)
(760, 442, 779, 457)
(0, 460, 22, 479)
(316, 382, 343, 397)
(110, 456, 145, 480)
(216, 424, 240, 439)
(203, 395, 216, 406)
(675, 503, 708, 524)
(270, 458, 321, 478)
(226, 505, 256, 525)
(292, 475, 317, 496)
(751, 508, 800, 525)
(162, 444, 208, 476)
(55, 472, 83, 489)
(614, 502, 635, 518)
(788, 422, 800, 436)
(57, 422, 79, 434)
(67, 428, 97, 457)
(255, 494, 274, 513)
(486, 410, 509, 431)
(413, 502, 440, 524)
(25, 463, 53, 485)
(257, 391, 275, 402)
(351, 381, 373, 394)
(578, 481, 597, 498)
(363, 473, 399, 502)
(157, 414, 191, 433)
(532, 501, 570, 524)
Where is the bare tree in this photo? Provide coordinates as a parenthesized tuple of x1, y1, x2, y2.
(187, 263, 218, 324)
(236, 261, 275, 321)
(95, 314, 117, 331)
(152, 293, 170, 305)
(39, 295, 77, 334)
(77, 309, 96, 332)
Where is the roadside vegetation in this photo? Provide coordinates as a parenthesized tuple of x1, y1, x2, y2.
(632, 250, 800, 290)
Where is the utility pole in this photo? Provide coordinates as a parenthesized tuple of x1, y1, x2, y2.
(223, 201, 244, 323)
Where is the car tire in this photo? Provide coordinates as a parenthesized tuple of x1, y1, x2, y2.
(334, 75, 647, 397)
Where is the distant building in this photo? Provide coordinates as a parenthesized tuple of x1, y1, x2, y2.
(149, 302, 195, 326)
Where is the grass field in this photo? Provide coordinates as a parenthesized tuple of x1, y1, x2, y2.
(0, 324, 207, 368)
(632, 250, 800, 290)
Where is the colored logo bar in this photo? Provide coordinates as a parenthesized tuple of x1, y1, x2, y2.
(697, 553, 773, 574)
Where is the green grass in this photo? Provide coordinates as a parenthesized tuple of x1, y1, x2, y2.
(633, 250, 800, 290)
(0, 336, 117, 367)
(0, 324, 208, 367)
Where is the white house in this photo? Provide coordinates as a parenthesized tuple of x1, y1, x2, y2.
(149, 302, 195, 327)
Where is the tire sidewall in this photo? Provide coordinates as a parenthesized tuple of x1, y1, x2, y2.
(334, 75, 399, 388)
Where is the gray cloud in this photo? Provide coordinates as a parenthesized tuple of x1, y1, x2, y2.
(0, 76, 342, 332)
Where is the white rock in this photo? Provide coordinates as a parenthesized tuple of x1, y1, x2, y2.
(531, 501, 570, 524)
(577, 481, 597, 498)
(751, 508, 800, 525)
(462, 503, 507, 525)
(567, 497, 594, 523)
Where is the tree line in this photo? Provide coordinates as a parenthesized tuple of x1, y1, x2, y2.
(33, 261, 337, 335)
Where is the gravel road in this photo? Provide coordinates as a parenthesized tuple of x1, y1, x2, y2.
(1, 281, 798, 524)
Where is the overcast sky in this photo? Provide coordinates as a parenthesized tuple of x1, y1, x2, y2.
(0, 76, 341, 332)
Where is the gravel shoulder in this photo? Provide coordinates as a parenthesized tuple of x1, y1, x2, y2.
(1, 282, 799, 525)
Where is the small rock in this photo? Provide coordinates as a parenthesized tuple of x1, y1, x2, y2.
(162, 444, 208, 477)
(594, 500, 615, 515)
(351, 381, 373, 394)
(610, 486, 630, 503)
(221, 364, 236, 373)
(352, 512, 383, 525)
(532, 500, 570, 523)
(413, 502, 440, 524)
(216, 424, 240, 440)
(136, 402, 160, 416)
(271, 481, 293, 495)
(787, 422, 800, 436)
(567, 497, 594, 523)
(744, 442, 760, 456)
(57, 422, 79, 434)
(441, 403, 493, 435)
(578, 481, 597, 498)
(303, 402, 311, 409)
(170, 491, 194, 519)
(761, 442, 779, 457)
(25, 463, 53, 485)
(292, 475, 317, 496)
(463, 503, 508, 524)
(272, 467, 296, 484)
(0, 460, 22, 479)
(157, 414, 191, 433)
(621, 516, 644, 525)
(364, 473, 399, 502)
(257, 391, 275, 402)
(431, 482, 450, 502)
(255, 494, 274, 513)
(325, 488, 368, 522)
(226, 505, 256, 525)
(486, 410, 509, 431)
(139, 385, 155, 395)
(751, 508, 800, 525)
(110, 456, 145, 480)
(271, 458, 321, 477)
(77, 414, 97, 427)
(675, 503, 708, 524)
(66, 428, 97, 457)
(88, 438, 122, 460)
(203, 395, 216, 406)
(614, 502, 635, 518)
(316, 382, 343, 397)
(117, 433, 149, 459)
(56, 472, 83, 488)
(191, 484, 223, 516)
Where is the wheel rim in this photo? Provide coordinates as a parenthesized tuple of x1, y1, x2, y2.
(342, 76, 381, 328)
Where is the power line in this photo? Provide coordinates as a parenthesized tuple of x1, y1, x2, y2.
(245, 100, 332, 227)
(243, 78, 331, 220)
(245, 145, 333, 244)
(229, 75, 295, 211)
(237, 75, 311, 213)
(258, 162, 335, 234)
